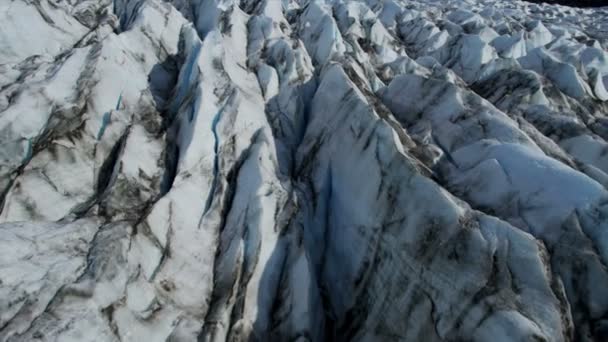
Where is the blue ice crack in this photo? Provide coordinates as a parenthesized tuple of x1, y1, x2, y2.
(202, 106, 224, 215)
(97, 92, 122, 141)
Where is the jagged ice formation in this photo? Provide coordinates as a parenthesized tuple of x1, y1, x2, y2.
(1, 0, 608, 341)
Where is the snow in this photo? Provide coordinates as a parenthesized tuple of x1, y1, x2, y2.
(525, 20, 555, 50)
(492, 33, 528, 58)
(256, 63, 279, 100)
(0, 0, 89, 64)
(299, 2, 347, 65)
(519, 47, 591, 99)
(0, 219, 102, 340)
(2, 0, 608, 340)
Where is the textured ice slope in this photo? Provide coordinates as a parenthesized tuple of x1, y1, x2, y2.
(1, 0, 608, 341)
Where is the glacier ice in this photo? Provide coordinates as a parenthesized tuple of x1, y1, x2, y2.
(1, 0, 608, 341)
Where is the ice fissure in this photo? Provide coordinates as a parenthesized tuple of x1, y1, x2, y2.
(2, 0, 608, 341)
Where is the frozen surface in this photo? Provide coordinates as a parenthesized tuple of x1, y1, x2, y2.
(1, 0, 608, 341)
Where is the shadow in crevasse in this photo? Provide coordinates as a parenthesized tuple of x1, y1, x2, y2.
(149, 56, 180, 113)
(148, 47, 326, 339)
(197, 76, 322, 342)
(147, 54, 182, 195)
(246, 76, 331, 342)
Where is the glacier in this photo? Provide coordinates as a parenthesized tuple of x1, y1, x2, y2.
(1, 0, 608, 341)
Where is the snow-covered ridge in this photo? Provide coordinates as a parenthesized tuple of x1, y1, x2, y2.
(1, 0, 608, 341)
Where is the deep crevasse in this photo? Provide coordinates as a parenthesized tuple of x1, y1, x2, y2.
(1, 0, 608, 341)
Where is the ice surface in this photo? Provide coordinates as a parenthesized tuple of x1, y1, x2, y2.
(2, 0, 608, 341)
